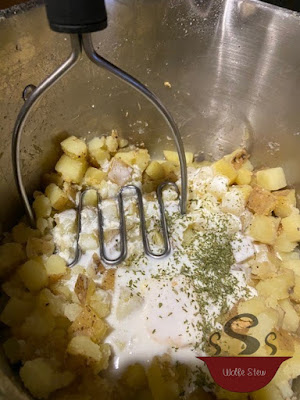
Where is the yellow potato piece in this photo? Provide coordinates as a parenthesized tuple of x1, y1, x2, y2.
(256, 167, 287, 191)
(163, 150, 193, 165)
(249, 215, 279, 245)
(55, 154, 87, 184)
(61, 136, 87, 159)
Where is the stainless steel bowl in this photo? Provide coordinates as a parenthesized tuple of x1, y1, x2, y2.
(1, 0, 300, 398)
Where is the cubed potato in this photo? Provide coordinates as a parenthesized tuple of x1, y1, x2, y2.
(256, 167, 287, 191)
(20, 308, 56, 338)
(0, 297, 33, 327)
(250, 258, 277, 280)
(249, 215, 279, 245)
(238, 297, 267, 316)
(45, 255, 67, 278)
(26, 236, 55, 259)
(45, 183, 69, 211)
(224, 148, 249, 170)
(3, 337, 21, 364)
(256, 269, 294, 307)
(55, 154, 87, 184)
(100, 268, 116, 291)
(50, 282, 73, 301)
(108, 157, 133, 186)
(0, 242, 25, 278)
(82, 189, 98, 207)
(279, 299, 299, 332)
(106, 136, 119, 153)
(89, 289, 111, 318)
(163, 150, 193, 166)
(273, 189, 296, 218)
(116, 287, 143, 320)
(88, 137, 110, 167)
(281, 213, 300, 242)
(282, 259, 300, 276)
(19, 259, 48, 292)
(147, 356, 179, 400)
(213, 158, 238, 184)
(36, 218, 49, 235)
(79, 233, 99, 251)
(37, 288, 66, 317)
(64, 303, 82, 322)
(122, 363, 147, 390)
(74, 273, 95, 305)
(61, 136, 87, 159)
(20, 358, 74, 399)
(118, 138, 129, 148)
(33, 195, 52, 219)
(12, 223, 39, 244)
(67, 336, 111, 374)
(274, 231, 298, 253)
(146, 161, 166, 180)
(247, 185, 276, 215)
(83, 167, 106, 187)
(235, 168, 252, 185)
(242, 159, 254, 171)
(68, 306, 108, 342)
(161, 161, 178, 181)
(115, 149, 150, 172)
(42, 172, 64, 188)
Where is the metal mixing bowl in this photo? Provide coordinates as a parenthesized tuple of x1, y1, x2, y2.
(0, 0, 300, 398)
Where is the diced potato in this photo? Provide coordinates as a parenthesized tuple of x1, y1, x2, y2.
(118, 138, 129, 148)
(0, 242, 25, 278)
(238, 297, 267, 316)
(82, 189, 98, 207)
(224, 148, 249, 170)
(68, 306, 108, 342)
(235, 168, 252, 185)
(50, 282, 73, 301)
(115, 149, 151, 172)
(26, 236, 55, 259)
(79, 233, 99, 251)
(274, 231, 298, 253)
(19, 259, 48, 292)
(108, 157, 133, 186)
(213, 158, 238, 184)
(89, 289, 111, 318)
(247, 185, 276, 215)
(147, 356, 179, 400)
(242, 159, 254, 171)
(122, 363, 147, 389)
(3, 337, 21, 364)
(0, 297, 33, 327)
(282, 259, 300, 276)
(55, 154, 87, 184)
(64, 303, 82, 322)
(146, 161, 166, 180)
(249, 215, 279, 245)
(20, 309, 56, 337)
(74, 273, 95, 305)
(100, 268, 116, 291)
(116, 287, 143, 320)
(250, 258, 277, 280)
(33, 195, 52, 219)
(273, 189, 296, 218)
(45, 183, 69, 211)
(163, 150, 193, 166)
(67, 336, 111, 374)
(106, 136, 119, 153)
(61, 136, 87, 159)
(88, 137, 110, 167)
(45, 254, 67, 278)
(256, 167, 287, 191)
(279, 299, 299, 332)
(36, 218, 49, 235)
(281, 213, 300, 242)
(161, 161, 178, 181)
(20, 358, 74, 399)
(37, 288, 66, 317)
(83, 167, 106, 187)
(12, 223, 39, 244)
(256, 269, 294, 307)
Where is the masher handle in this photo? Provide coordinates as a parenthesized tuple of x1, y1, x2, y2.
(44, 0, 107, 33)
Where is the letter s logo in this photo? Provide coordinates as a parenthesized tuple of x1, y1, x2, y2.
(209, 332, 221, 356)
(224, 313, 260, 355)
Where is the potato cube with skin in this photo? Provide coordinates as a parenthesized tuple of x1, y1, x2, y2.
(235, 168, 252, 185)
(45, 254, 67, 278)
(74, 273, 95, 305)
(249, 215, 279, 245)
(163, 150, 193, 165)
(61, 136, 87, 159)
(68, 306, 108, 342)
(108, 157, 133, 186)
(256, 167, 287, 191)
(33, 195, 52, 219)
(146, 161, 166, 180)
(19, 260, 48, 292)
(247, 185, 276, 215)
(0, 297, 33, 327)
(279, 299, 300, 332)
(45, 183, 69, 211)
(273, 189, 296, 218)
(20, 358, 74, 399)
(281, 213, 300, 242)
(55, 154, 87, 184)
(89, 289, 111, 318)
(83, 167, 106, 187)
(213, 158, 237, 184)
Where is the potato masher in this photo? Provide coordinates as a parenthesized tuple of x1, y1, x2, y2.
(12, 0, 188, 266)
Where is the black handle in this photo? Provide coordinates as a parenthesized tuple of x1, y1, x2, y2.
(45, 0, 107, 33)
